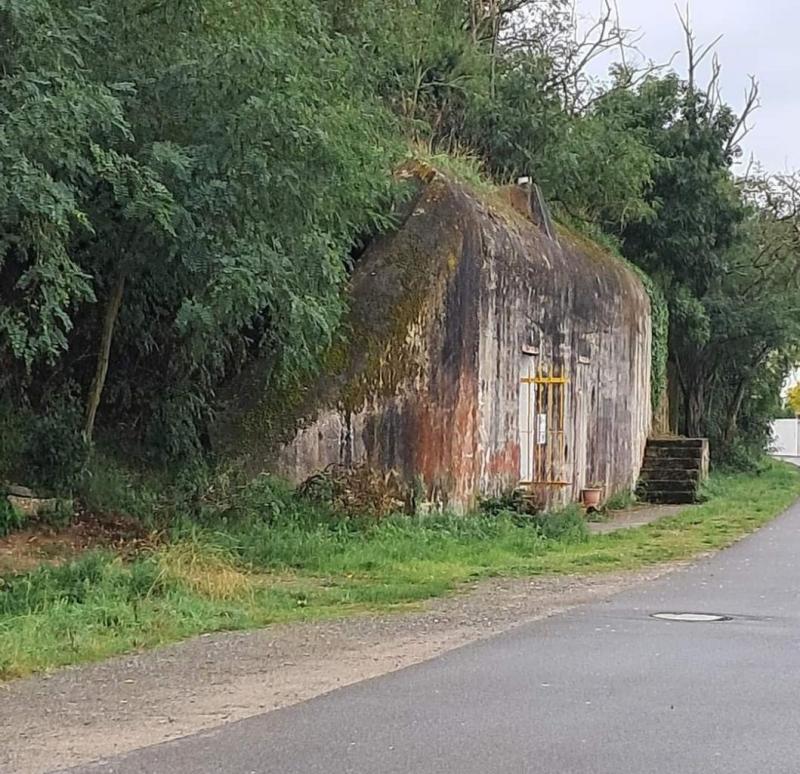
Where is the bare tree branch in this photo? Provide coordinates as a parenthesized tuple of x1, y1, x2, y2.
(726, 76, 760, 158)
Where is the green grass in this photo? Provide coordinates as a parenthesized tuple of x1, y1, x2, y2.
(409, 144, 496, 194)
(1, 461, 799, 680)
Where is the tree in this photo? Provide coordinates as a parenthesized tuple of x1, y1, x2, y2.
(594, 64, 745, 437)
(787, 384, 800, 417)
(0, 1, 173, 377)
(1, 0, 400, 453)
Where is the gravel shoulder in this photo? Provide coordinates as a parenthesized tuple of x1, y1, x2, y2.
(0, 562, 690, 774)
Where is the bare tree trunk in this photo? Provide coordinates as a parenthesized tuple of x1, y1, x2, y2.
(722, 377, 749, 449)
(721, 347, 770, 450)
(84, 272, 126, 441)
(489, 0, 499, 99)
(684, 379, 706, 438)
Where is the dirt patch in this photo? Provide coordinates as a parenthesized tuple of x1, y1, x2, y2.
(0, 512, 153, 575)
(0, 562, 690, 774)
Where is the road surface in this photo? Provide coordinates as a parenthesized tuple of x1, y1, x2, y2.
(67, 498, 800, 774)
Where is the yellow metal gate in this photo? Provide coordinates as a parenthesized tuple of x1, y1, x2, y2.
(519, 364, 569, 486)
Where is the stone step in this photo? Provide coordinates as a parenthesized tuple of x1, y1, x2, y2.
(639, 490, 698, 505)
(639, 437, 708, 506)
(640, 468, 703, 480)
(638, 480, 699, 494)
(644, 447, 705, 461)
(639, 468, 702, 482)
(647, 438, 707, 448)
(645, 457, 705, 466)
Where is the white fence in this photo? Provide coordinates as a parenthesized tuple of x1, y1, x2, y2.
(771, 419, 800, 457)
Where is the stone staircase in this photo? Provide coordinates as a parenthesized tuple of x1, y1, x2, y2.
(637, 438, 710, 504)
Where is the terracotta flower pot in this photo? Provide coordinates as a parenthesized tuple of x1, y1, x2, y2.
(581, 487, 603, 509)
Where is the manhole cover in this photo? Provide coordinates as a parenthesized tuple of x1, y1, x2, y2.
(651, 613, 732, 623)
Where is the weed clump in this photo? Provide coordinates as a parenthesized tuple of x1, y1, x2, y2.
(0, 498, 24, 538)
(157, 540, 253, 601)
(297, 464, 409, 518)
(479, 490, 588, 542)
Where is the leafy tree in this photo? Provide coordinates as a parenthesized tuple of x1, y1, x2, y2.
(0, 1, 172, 378)
(595, 70, 745, 436)
(787, 384, 800, 416)
(2, 0, 400, 455)
(592, 61, 800, 459)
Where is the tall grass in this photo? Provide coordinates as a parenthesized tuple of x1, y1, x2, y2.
(1, 461, 798, 680)
(409, 143, 496, 194)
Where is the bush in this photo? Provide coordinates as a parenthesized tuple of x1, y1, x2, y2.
(25, 393, 89, 493)
(37, 499, 75, 530)
(0, 403, 28, 483)
(0, 498, 25, 538)
(81, 457, 161, 523)
(479, 489, 532, 517)
(605, 489, 637, 511)
(527, 507, 589, 542)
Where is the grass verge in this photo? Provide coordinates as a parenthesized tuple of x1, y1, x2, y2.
(1, 461, 798, 680)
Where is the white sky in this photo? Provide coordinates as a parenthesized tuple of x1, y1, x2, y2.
(577, 0, 799, 173)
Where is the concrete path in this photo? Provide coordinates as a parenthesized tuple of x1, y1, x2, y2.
(67, 498, 800, 774)
(587, 503, 686, 535)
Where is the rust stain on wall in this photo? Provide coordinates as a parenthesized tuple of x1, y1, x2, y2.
(486, 441, 521, 478)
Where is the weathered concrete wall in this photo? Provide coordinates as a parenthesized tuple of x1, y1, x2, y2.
(475, 188, 652, 507)
(216, 169, 651, 512)
(216, 171, 483, 509)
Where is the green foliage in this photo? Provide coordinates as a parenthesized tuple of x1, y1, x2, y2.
(37, 498, 75, 530)
(604, 489, 637, 512)
(479, 489, 530, 517)
(24, 391, 89, 492)
(587, 72, 800, 454)
(0, 403, 27, 482)
(787, 384, 800, 416)
(467, 70, 657, 228)
(412, 146, 495, 194)
(624, 262, 670, 411)
(0, 1, 124, 367)
(605, 75, 747, 382)
(1, 553, 133, 616)
(478, 491, 587, 541)
(0, 497, 24, 538)
(527, 507, 588, 542)
(81, 456, 161, 524)
(0, 398, 88, 494)
(1, 0, 401, 457)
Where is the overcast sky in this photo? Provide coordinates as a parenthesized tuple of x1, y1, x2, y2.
(577, 0, 799, 173)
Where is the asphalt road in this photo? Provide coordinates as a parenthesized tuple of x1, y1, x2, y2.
(68, 498, 800, 774)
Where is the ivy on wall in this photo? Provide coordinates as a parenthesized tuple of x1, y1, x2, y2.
(627, 264, 669, 413)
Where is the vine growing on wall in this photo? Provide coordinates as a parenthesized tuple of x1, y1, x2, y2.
(628, 266, 669, 413)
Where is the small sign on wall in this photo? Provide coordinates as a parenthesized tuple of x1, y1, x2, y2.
(537, 413, 548, 445)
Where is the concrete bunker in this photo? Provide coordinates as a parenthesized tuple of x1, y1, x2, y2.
(215, 167, 652, 512)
